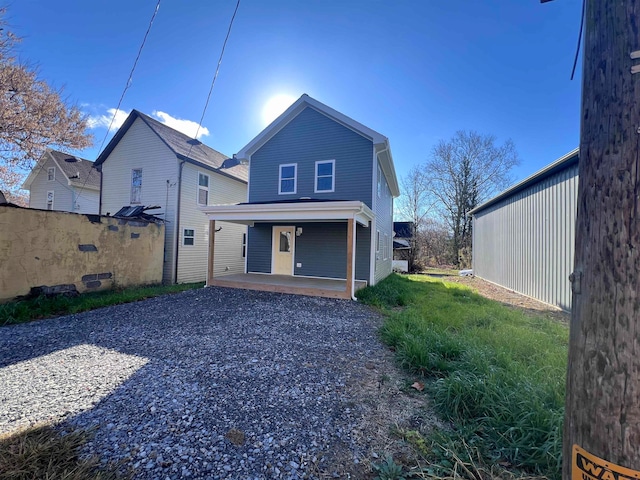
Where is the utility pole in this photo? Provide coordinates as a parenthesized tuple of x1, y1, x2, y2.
(564, 1, 640, 479)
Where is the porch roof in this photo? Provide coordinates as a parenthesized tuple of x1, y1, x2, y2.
(200, 199, 374, 227)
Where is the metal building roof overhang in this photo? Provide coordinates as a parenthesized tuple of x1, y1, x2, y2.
(200, 200, 374, 227)
(469, 147, 579, 216)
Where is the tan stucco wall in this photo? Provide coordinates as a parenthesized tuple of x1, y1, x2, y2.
(0, 205, 165, 302)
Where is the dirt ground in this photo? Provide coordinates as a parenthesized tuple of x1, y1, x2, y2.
(427, 273, 570, 324)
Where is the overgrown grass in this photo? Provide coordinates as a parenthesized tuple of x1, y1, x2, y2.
(0, 425, 127, 480)
(358, 274, 568, 479)
(0, 282, 204, 326)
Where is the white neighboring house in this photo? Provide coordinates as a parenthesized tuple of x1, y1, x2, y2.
(22, 150, 100, 214)
(94, 109, 248, 284)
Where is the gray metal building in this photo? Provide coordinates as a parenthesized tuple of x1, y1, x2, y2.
(470, 149, 579, 311)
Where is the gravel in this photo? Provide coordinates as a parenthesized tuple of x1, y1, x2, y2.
(0, 287, 389, 479)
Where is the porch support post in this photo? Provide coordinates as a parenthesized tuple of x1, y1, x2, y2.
(346, 218, 355, 299)
(208, 220, 216, 286)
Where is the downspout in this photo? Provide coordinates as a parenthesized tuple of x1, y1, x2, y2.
(97, 165, 103, 215)
(174, 159, 186, 284)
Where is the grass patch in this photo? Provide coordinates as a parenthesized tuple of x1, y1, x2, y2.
(0, 425, 127, 480)
(0, 282, 204, 326)
(358, 274, 568, 479)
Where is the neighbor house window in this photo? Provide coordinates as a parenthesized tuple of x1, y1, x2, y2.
(279, 163, 297, 194)
(242, 233, 247, 258)
(183, 228, 195, 246)
(377, 164, 382, 198)
(315, 160, 335, 193)
(46, 191, 54, 210)
(131, 169, 142, 204)
(47, 167, 55, 182)
(198, 173, 209, 205)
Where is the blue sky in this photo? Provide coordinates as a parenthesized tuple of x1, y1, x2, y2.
(9, 0, 582, 187)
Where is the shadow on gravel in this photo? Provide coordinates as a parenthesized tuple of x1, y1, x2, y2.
(0, 286, 387, 479)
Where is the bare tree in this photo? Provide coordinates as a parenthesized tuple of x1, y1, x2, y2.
(427, 130, 519, 267)
(0, 8, 92, 175)
(397, 165, 433, 271)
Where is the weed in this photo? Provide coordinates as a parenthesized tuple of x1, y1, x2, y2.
(372, 455, 407, 480)
(0, 282, 204, 326)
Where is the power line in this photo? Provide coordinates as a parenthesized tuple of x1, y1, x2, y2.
(570, 0, 586, 80)
(71, 0, 161, 206)
(190, 0, 241, 146)
(98, 0, 161, 153)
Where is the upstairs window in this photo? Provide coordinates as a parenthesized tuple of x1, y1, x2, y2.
(315, 160, 335, 193)
(198, 173, 209, 205)
(46, 191, 54, 210)
(279, 163, 297, 194)
(47, 167, 55, 182)
(131, 168, 142, 204)
(377, 164, 382, 198)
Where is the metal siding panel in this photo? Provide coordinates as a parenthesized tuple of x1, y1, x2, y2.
(472, 162, 579, 310)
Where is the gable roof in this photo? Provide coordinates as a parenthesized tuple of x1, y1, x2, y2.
(236, 94, 399, 196)
(393, 221, 414, 239)
(22, 150, 100, 190)
(94, 110, 248, 183)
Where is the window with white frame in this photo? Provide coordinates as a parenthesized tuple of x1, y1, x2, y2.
(183, 228, 195, 246)
(242, 233, 247, 258)
(46, 191, 54, 210)
(198, 173, 209, 205)
(314, 160, 335, 193)
(279, 164, 297, 194)
(131, 168, 142, 204)
(47, 167, 55, 182)
(384, 233, 389, 260)
(377, 164, 382, 198)
(376, 230, 381, 256)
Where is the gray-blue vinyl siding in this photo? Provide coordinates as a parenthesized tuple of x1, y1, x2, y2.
(373, 159, 394, 284)
(248, 107, 374, 208)
(247, 222, 370, 281)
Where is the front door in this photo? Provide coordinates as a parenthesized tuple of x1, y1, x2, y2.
(272, 226, 295, 275)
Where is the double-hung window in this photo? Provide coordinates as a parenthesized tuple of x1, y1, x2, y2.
(47, 167, 55, 182)
(377, 164, 382, 198)
(315, 160, 335, 193)
(183, 228, 195, 246)
(198, 173, 209, 205)
(46, 191, 54, 210)
(131, 168, 142, 204)
(279, 163, 297, 194)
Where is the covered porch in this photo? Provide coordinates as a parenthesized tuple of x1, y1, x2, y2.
(201, 200, 374, 300)
(209, 273, 367, 299)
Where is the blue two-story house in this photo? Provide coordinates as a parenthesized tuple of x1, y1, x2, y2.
(201, 94, 399, 299)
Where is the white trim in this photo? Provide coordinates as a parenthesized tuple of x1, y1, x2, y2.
(47, 167, 55, 182)
(314, 159, 335, 193)
(197, 172, 210, 206)
(271, 226, 295, 275)
(369, 217, 377, 286)
(201, 200, 374, 227)
(182, 227, 195, 246)
(236, 94, 387, 162)
(278, 163, 297, 195)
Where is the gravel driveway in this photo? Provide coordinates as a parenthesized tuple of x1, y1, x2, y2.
(0, 287, 395, 479)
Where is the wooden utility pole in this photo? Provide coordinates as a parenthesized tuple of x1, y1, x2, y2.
(564, 1, 640, 479)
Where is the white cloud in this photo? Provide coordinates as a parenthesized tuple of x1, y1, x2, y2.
(152, 111, 210, 139)
(87, 108, 130, 133)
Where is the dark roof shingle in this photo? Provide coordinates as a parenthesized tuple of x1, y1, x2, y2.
(49, 150, 100, 188)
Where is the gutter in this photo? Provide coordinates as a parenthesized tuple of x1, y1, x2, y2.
(174, 159, 186, 284)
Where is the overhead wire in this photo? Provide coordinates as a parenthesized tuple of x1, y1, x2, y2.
(570, 0, 586, 80)
(186, 0, 241, 162)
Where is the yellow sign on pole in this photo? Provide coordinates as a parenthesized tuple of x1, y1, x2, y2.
(573, 445, 640, 480)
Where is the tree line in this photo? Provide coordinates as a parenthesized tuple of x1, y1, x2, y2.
(397, 130, 519, 271)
